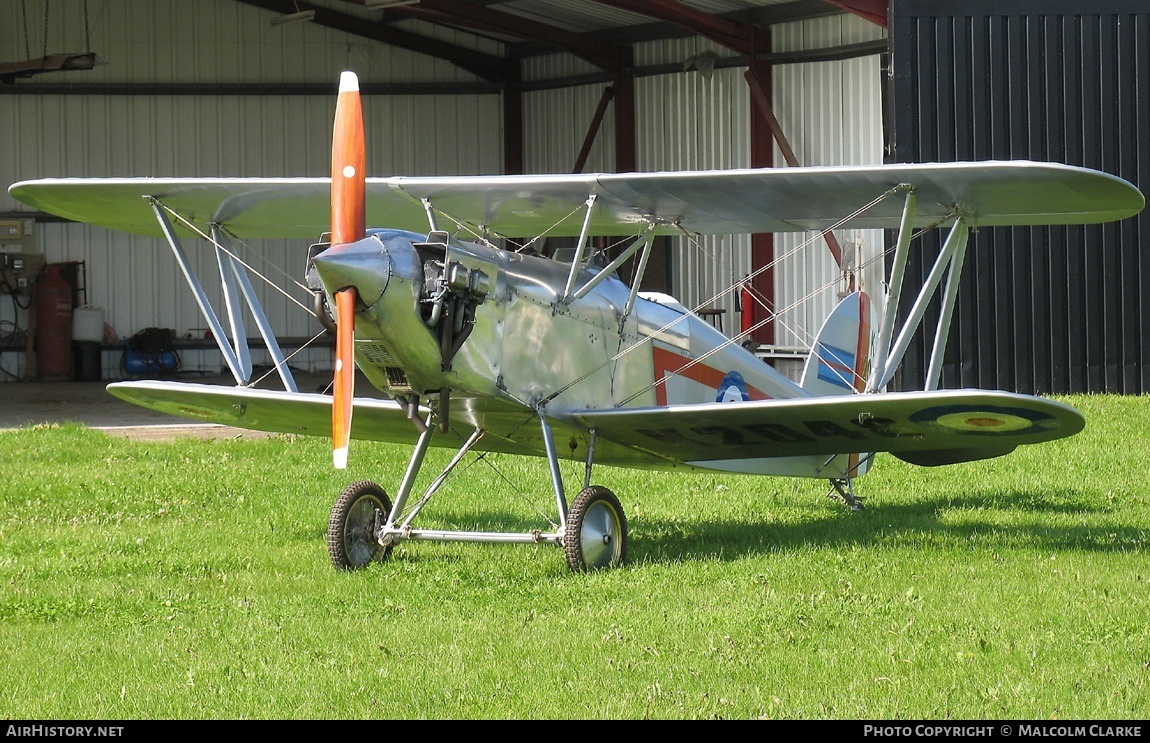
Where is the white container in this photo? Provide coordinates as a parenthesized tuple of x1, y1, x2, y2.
(72, 306, 105, 342)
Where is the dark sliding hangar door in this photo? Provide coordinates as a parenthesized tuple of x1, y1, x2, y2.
(887, 0, 1149, 394)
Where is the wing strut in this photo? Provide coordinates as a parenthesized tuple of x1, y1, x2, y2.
(923, 222, 971, 390)
(210, 224, 253, 379)
(210, 225, 298, 392)
(562, 194, 597, 300)
(420, 197, 439, 232)
(621, 235, 655, 321)
(873, 218, 970, 391)
(142, 199, 300, 391)
(571, 224, 656, 302)
(867, 186, 916, 392)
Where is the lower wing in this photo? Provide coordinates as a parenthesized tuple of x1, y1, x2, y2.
(576, 389, 1084, 468)
(108, 379, 416, 440)
(106, 380, 658, 466)
(107, 380, 538, 459)
(107, 382, 1081, 473)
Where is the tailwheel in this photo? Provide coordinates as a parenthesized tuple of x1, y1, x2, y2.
(829, 477, 865, 512)
(328, 480, 393, 570)
(564, 486, 628, 572)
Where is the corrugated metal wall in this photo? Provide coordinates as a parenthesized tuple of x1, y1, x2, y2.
(1, 1, 504, 380)
(770, 17, 885, 352)
(636, 39, 752, 326)
(522, 53, 614, 175)
(521, 15, 886, 343)
(2, 2, 886, 381)
(890, 1, 1150, 394)
(5, 0, 501, 85)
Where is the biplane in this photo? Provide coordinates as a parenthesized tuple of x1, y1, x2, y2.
(9, 72, 1144, 572)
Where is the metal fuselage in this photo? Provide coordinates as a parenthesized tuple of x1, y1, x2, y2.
(311, 229, 807, 434)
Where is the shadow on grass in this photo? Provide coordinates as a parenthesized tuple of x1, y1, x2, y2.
(626, 487, 1144, 565)
(315, 487, 1144, 571)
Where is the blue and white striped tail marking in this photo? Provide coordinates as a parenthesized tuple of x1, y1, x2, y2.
(813, 342, 857, 391)
(801, 290, 873, 398)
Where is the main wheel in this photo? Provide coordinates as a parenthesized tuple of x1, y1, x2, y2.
(328, 480, 393, 570)
(565, 486, 627, 572)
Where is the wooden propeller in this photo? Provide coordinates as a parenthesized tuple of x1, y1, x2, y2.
(329, 70, 366, 469)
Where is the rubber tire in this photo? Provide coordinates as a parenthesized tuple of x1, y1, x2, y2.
(565, 485, 627, 572)
(328, 480, 393, 570)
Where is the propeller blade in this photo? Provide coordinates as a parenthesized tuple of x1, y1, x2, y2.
(333, 287, 357, 469)
(331, 70, 366, 246)
(328, 70, 367, 469)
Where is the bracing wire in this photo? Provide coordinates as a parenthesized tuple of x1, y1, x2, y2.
(619, 197, 962, 401)
(149, 200, 340, 386)
(154, 201, 317, 317)
(247, 329, 332, 388)
(428, 198, 608, 256)
(542, 186, 906, 407)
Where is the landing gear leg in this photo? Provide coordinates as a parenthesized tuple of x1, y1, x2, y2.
(829, 477, 865, 512)
(537, 410, 628, 572)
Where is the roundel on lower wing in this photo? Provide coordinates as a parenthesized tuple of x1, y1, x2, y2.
(909, 405, 1059, 435)
(934, 411, 1034, 432)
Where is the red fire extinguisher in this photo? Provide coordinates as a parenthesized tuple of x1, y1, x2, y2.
(35, 264, 74, 381)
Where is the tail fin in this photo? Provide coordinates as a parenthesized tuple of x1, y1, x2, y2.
(800, 290, 873, 397)
(802, 290, 876, 481)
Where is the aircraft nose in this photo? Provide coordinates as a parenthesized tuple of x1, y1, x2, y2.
(311, 237, 391, 306)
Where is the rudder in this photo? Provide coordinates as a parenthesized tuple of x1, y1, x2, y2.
(800, 290, 874, 397)
(800, 290, 875, 480)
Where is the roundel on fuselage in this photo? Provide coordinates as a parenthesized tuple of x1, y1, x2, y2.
(716, 371, 749, 403)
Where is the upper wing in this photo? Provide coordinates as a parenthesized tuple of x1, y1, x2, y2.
(10, 161, 1143, 239)
(575, 389, 1085, 468)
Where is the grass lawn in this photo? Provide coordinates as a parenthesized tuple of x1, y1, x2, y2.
(0, 394, 1146, 719)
